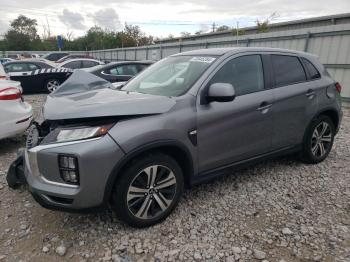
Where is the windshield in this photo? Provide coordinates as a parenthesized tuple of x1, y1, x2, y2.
(123, 55, 216, 96)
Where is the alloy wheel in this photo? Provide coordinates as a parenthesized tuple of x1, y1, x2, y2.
(311, 121, 332, 158)
(126, 165, 177, 220)
(47, 80, 60, 92)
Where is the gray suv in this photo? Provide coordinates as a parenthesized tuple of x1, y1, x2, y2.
(8, 47, 342, 227)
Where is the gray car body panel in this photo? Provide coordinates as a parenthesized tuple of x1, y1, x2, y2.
(25, 135, 124, 209)
(44, 89, 176, 120)
(23, 47, 342, 210)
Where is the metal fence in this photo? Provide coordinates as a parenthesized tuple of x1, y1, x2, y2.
(4, 23, 350, 100)
(88, 24, 350, 101)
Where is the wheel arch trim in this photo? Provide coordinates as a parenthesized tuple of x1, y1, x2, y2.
(314, 107, 341, 131)
(103, 139, 194, 203)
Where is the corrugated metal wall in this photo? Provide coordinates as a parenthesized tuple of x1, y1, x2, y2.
(88, 24, 350, 100)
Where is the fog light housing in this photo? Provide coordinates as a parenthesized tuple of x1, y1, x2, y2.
(58, 155, 79, 185)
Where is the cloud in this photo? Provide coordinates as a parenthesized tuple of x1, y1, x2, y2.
(90, 8, 122, 31)
(0, 20, 9, 35)
(59, 9, 86, 30)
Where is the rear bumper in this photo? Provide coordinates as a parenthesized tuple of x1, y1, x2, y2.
(0, 101, 32, 139)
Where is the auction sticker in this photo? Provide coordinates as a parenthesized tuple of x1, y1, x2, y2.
(190, 57, 216, 63)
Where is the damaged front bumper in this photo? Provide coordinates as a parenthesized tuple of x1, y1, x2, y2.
(7, 149, 26, 189)
(7, 134, 125, 212)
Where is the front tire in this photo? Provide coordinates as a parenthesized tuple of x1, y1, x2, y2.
(111, 153, 184, 227)
(301, 115, 335, 164)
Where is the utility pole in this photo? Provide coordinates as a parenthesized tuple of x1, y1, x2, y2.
(236, 21, 239, 45)
(212, 22, 216, 32)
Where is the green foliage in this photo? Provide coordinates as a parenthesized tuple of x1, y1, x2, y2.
(216, 25, 230, 32)
(3, 15, 41, 50)
(0, 15, 154, 51)
(180, 32, 191, 37)
(256, 12, 279, 33)
(232, 28, 246, 36)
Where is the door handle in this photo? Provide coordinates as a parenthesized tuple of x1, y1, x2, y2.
(257, 102, 272, 112)
(306, 89, 315, 99)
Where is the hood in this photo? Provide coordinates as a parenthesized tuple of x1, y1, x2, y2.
(44, 72, 176, 120)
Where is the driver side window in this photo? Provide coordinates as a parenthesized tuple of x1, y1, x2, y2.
(210, 55, 265, 96)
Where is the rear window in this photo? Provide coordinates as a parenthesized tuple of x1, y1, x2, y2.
(272, 55, 306, 87)
(301, 58, 321, 80)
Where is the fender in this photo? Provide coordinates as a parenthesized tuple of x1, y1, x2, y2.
(103, 139, 194, 203)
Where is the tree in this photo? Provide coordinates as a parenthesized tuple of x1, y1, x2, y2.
(180, 32, 191, 37)
(256, 12, 279, 33)
(10, 15, 38, 41)
(4, 15, 40, 50)
(120, 24, 153, 47)
(0, 15, 155, 51)
(216, 25, 230, 32)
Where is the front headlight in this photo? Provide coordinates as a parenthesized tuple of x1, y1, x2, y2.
(42, 124, 114, 144)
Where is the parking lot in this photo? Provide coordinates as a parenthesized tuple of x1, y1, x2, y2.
(0, 94, 348, 261)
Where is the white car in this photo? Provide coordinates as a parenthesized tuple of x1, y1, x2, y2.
(0, 64, 10, 80)
(0, 81, 33, 140)
(57, 58, 104, 70)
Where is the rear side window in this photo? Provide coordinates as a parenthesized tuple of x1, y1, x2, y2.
(138, 64, 150, 72)
(109, 64, 139, 76)
(4, 63, 29, 72)
(210, 55, 265, 96)
(64, 61, 82, 69)
(82, 61, 98, 68)
(272, 55, 306, 87)
(301, 58, 321, 80)
(28, 64, 40, 70)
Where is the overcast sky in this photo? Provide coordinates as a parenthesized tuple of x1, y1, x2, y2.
(0, 0, 349, 39)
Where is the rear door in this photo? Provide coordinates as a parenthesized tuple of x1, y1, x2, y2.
(196, 54, 274, 173)
(269, 54, 318, 149)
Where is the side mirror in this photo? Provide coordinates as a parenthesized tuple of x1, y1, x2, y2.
(206, 83, 236, 103)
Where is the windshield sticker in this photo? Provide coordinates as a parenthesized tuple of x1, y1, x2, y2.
(190, 57, 216, 63)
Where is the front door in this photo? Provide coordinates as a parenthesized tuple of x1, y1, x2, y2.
(196, 54, 274, 173)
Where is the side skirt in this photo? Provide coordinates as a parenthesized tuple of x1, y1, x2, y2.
(189, 145, 301, 186)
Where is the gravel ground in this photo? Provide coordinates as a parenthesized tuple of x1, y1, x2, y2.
(0, 94, 349, 262)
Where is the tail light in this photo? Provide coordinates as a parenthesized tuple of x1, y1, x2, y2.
(0, 75, 9, 80)
(0, 87, 22, 100)
(335, 82, 342, 93)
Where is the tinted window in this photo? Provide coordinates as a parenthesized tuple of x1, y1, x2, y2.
(4, 63, 29, 72)
(82, 61, 98, 68)
(28, 63, 40, 70)
(138, 64, 150, 71)
(302, 58, 321, 80)
(64, 61, 82, 69)
(109, 64, 139, 76)
(210, 55, 264, 96)
(272, 55, 306, 86)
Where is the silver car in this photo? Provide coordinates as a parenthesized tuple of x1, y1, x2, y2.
(8, 47, 342, 227)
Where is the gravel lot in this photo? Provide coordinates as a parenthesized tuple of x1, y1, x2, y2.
(0, 94, 349, 262)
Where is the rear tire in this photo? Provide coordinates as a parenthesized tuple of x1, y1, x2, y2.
(300, 115, 335, 164)
(45, 79, 60, 93)
(111, 153, 184, 227)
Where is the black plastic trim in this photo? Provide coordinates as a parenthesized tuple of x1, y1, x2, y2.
(103, 140, 194, 202)
(190, 145, 301, 186)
